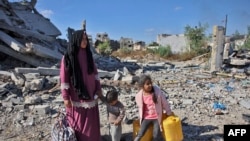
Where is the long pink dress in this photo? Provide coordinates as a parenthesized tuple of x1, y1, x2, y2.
(60, 48, 102, 141)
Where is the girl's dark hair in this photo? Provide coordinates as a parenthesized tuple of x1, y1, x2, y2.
(138, 74, 157, 104)
(106, 90, 118, 103)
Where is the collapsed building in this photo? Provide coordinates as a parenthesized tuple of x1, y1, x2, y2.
(210, 26, 250, 75)
(0, 0, 249, 76)
(0, 0, 67, 67)
(0, 0, 134, 71)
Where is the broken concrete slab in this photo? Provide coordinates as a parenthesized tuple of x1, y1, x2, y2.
(30, 105, 50, 115)
(0, 30, 27, 53)
(0, 22, 56, 42)
(25, 42, 62, 59)
(15, 67, 59, 76)
(239, 99, 250, 109)
(0, 44, 57, 67)
(0, 71, 11, 76)
(12, 6, 61, 36)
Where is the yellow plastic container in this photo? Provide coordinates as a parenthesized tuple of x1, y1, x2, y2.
(162, 115, 183, 141)
(133, 119, 153, 141)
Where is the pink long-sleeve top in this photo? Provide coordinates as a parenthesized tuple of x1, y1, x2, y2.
(135, 85, 172, 131)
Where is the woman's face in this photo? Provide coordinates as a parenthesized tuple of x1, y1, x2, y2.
(81, 33, 88, 48)
(143, 79, 153, 93)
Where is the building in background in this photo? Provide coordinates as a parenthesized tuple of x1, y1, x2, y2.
(96, 32, 109, 42)
(94, 32, 120, 51)
(133, 41, 146, 50)
(120, 37, 133, 48)
(156, 34, 188, 53)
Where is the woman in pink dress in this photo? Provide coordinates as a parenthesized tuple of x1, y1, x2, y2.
(60, 29, 103, 141)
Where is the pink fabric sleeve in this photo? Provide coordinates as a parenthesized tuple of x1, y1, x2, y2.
(94, 63, 101, 91)
(160, 91, 172, 115)
(60, 56, 70, 100)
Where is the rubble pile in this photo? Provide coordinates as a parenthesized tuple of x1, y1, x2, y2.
(0, 0, 67, 67)
(0, 1, 250, 141)
(0, 57, 250, 141)
(222, 49, 250, 74)
(0, 0, 140, 71)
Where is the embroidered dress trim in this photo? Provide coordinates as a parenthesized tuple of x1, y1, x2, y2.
(61, 83, 70, 89)
(71, 100, 98, 109)
(95, 74, 100, 80)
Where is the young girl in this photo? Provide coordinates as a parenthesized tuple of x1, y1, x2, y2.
(134, 74, 173, 141)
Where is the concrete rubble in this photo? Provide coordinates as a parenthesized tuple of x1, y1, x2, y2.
(0, 1, 250, 141)
(1, 54, 250, 140)
(0, 0, 67, 67)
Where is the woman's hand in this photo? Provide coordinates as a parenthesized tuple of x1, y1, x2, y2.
(96, 90, 103, 97)
(64, 100, 72, 108)
(168, 112, 174, 116)
(114, 121, 121, 125)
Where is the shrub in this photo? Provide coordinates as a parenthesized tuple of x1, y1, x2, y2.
(150, 45, 172, 57)
(119, 47, 132, 54)
(97, 41, 112, 55)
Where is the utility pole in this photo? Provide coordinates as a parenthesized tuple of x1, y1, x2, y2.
(82, 20, 86, 31)
(224, 14, 227, 36)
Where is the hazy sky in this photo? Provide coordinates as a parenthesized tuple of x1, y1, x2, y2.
(34, 0, 250, 43)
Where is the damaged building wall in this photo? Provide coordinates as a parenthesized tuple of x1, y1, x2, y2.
(156, 34, 188, 53)
(210, 26, 225, 72)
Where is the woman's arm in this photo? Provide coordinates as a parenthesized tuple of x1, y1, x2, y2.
(159, 90, 173, 115)
(60, 56, 71, 107)
(93, 62, 103, 97)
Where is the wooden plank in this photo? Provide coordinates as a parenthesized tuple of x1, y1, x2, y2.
(192, 53, 210, 60)
(216, 72, 247, 79)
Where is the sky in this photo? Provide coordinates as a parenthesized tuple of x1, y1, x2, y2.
(30, 0, 250, 44)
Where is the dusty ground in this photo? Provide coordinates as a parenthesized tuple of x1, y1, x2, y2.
(0, 54, 250, 141)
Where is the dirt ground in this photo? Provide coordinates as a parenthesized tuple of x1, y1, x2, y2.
(0, 54, 250, 141)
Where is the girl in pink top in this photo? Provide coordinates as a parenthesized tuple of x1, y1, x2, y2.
(134, 74, 173, 141)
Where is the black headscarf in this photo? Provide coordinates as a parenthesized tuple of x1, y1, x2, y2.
(64, 30, 94, 100)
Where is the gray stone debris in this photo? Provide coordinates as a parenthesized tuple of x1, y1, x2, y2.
(1, 55, 249, 140)
(0, 1, 250, 141)
(239, 99, 250, 109)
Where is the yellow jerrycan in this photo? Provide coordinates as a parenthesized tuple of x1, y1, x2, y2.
(162, 114, 183, 141)
(133, 119, 153, 141)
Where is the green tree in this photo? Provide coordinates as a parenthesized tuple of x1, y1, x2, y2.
(151, 45, 172, 57)
(119, 47, 132, 54)
(159, 45, 172, 57)
(242, 25, 250, 49)
(97, 41, 112, 55)
(244, 38, 250, 49)
(148, 42, 159, 46)
(232, 30, 241, 39)
(247, 25, 250, 36)
(184, 23, 209, 55)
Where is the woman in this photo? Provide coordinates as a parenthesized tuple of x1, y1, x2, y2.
(60, 29, 102, 141)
